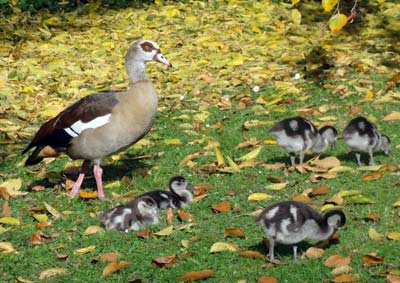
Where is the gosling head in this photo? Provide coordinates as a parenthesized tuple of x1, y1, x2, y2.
(324, 209, 346, 229)
(137, 196, 158, 214)
(169, 175, 193, 194)
(379, 135, 391, 156)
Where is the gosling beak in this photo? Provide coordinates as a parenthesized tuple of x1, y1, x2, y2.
(153, 51, 172, 67)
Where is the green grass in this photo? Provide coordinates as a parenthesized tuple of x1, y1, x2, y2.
(1, 77, 400, 283)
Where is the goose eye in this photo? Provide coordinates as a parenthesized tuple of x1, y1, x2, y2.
(143, 43, 152, 51)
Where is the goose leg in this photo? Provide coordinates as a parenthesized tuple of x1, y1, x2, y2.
(93, 163, 105, 200)
(69, 160, 90, 196)
(355, 152, 363, 166)
(293, 245, 298, 262)
(368, 148, 376, 166)
(299, 150, 305, 164)
(268, 237, 275, 262)
(290, 153, 296, 166)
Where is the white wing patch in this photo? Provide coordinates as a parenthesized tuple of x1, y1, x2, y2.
(64, 114, 111, 137)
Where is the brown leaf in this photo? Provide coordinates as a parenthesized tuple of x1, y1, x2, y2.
(29, 231, 52, 246)
(383, 111, 400, 121)
(310, 184, 329, 196)
(266, 177, 285, 183)
(362, 172, 383, 182)
(56, 254, 68, 260)
(0, 187, 10, 200)
(39, 268, 67, 280)
(151, 254, 177, 267)
(99, 252, 120, 262)
(387, 275, 400, 283)
(332, 274, 358, 282)
(83, 225, 104, 236)
(361, 253, 384, 266)
(179, 269, 216, 281)
(224, 228, 246, 238)
(36, 221, 52, 229)
(2, 201, 11, 217)
(363, 212, 380, 222)
(212, 200, 231, 213)
(291, 194, 312, 204)
(258, 276, 277, 283)
(304, 247, 325, 259)
(331, 265, 353, 276)
(165, 208, 174, 224)
(102, 261, 130, 276)
(324, 195, 344, 205)
(324, 255, 351, 268)
(177, 209, 194, 222)
(239, 250, 264, 260)
(136, 228, 150, 239)
(193, 183, 213, 196)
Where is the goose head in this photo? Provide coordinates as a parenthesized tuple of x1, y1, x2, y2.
(169, 175, 193, 194)
(324, 209, 346, 229)
(125, 40, 172, 82)
(378, 134, 391, 156)
(136, 196, 159, 216)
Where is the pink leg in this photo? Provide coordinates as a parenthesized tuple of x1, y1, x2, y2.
(69, 160, 90, 197)
(94, 164, 105, 200)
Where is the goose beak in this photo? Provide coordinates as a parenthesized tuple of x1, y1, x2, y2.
(153, 52, 172, 67)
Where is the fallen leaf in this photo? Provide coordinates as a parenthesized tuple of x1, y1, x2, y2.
(164, 138, 183, 145)
(73, 245, 96, 255)
(332, 274, 358, 282)
(0, 187, 10, 200)
(36, 221, 52, 229)
(39, 268, 67, 280)
(310, 184, 329, 196)
(304, 247, 325, 259)
(83, 225, 104, 236)
(177, 209, 194, 222)
(346, 195, 374, 204)
(136, 228, 150, 239)
(329, 166, 355, 173)
(0, 242, 17, 255)
(248, 193, 273, 201)
(266, 177, 285, 183)
(239, 250, 264, 260)
(331, 265, 353, 276)
(369, 228, 385, 240)
(214, 147, 224, 166)
(292, 194, 312, 203)
(79, 191, 98, 199)
(387, 275, 400, 283)
(29, 231, 52, 246)
(43, 202, 63, 219)
(193, 183, 213, 196)
(393, 198, 400, 207)
(212, 201, 231, 212)
(226, 156, 241, 172)
(151, 254, 177, 267)
(2, 201, 11, 217)
(258, 276, 277, 283)
(324, 255, 351, 268)
(103, 261, 130, 276)
(33, 214, 48, 222)
(210, 242, 239, 253)
(388, 232, 400, 241)
(0, 178, 27, 197)
(154, 225, 174, 237)
(99, 252, 120, 262)
(383, 111, 400, 121)
(237, 146, 263, 161)
(179, 269, 215, 281)
(362, 172, 383, 182)
(361, 253, 384, 266)
(309, 156, 341, 169)
(324, 195, 344, 205)
(265, 183, 287, 190)
(15, 277, 34, 283)
(0, 217, 20, 225)
(224, 228, 246, 238)
(338, 190, 361, 197)
(166, 208, 174, 224)
(363, 212, 380, 222)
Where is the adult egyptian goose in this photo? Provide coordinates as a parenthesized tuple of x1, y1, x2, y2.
(98, 195, 160, 232)
(343, 117, 391, 166)
(22, 40, 172, 199)
(257, 201, 346, 263)
(269, 117, 335, 165)
(137, 175, 193, 210)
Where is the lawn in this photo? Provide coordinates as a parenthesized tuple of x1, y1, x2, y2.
(1, 0, 399, 282)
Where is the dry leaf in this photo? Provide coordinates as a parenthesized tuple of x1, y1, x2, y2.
(309, 156, 341, 169)
(2, 201, 11, 217)
(103, 261, 130, 276)
(266, 177, 285, 183)
(193, 183, 212, 196)
(332, 274, 358, 282)
(154, 225, 174, 237)
(363, 212, 380, 222)
(239, 250, 264, 260)
(99, 252, 120, 262)
(29, 231, 52, 246)
(265, 183, 287, 190)
(324, 255, 351, 268)
(361, 253, 384, 266)
(304, 247, 325, 259)
(324, 195, 344, 205)
(369, 228, 385, 240)
(179, 269, 215, 281)
(79, 191, 98, 199)
(237, 146, 263, 161)
(210, 242, 239, 253)
(0, 242, 17, 255)
(0, 187, 10, 200)
(362, 172, 383, 182)
(331, 265, 353, 276)
(166, 208, 174, 224)
(177, 209, 194, 222)
(387, 275, 400, 283)
(212, 201, 231, 212)
(310, 184, 329, 196)
(43, 202, 63, 219)
(73, 245, 96, 255)
(83, 225, 104, 236)
(388, 232, 400, 241)
(136, 228, 150, 239)
(383, 111, 400, 121)
(15, 277, 34, 283)
(258, 276, 277, 283)
(0, 217, 20, 225)
(39, 268, 67, 279)
(151, 254, 177, 267)
(224, 228, 246, 238)
(0, 178, 27, 197)
(292, 194, 312, 204)
(248, 193, 273, 201)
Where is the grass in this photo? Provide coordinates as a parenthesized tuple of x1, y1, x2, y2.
(1, 77, 400, 283)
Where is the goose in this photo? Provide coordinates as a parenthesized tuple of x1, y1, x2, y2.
(98, 195, 160, 232)
(343, 116, 391, 166)
(269, 117, 335, 165)
(319, 125, 338, 150)
(137, 175, 193, 210)
(257, 201, 346, 263)
(22, 40, 172, 199)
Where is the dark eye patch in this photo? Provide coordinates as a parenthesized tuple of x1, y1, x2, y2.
(140, 42, 154, 52)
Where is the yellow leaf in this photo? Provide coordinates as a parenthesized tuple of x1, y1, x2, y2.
(0, 217, 20, 225)
(369, 228, 384, 241)
(0, 178, 27, 197)
(215, 147, 224, 166)
(33, 214, 48, 223)
(292, 0, 300, 5)
(164, 138, 183, 145)
(73, 245, 96, 255)
(329, 13, 348, 32)
(337, 190, 361, 197)
(393, 198, 400, 207)
(227, 55, 244, 66)
(83, 226, 104, 236)
(210, 242, 239, 253)
(322, 0, 338, 12)
(226, 156, 241, 172)
(265, 183, 287, 190)
(0, 242, 17, 255)
(291, 9, 302, 25)
(248, 193, 273, 201)
(154, 225, 174, 237)
(39, 268, 67, 280)
(41, 105, 63, 119)
(193, 112, 210, 122)
(329, 166, 355, 173)
(263, 138, 277, 145)
(383, 111, 400, 121)
(238, 146, 263, 161)
(0, 226, 11, 234)
(102, 261, 130, 276)
(387, 232, 400, 240)
(43, 202, 63, 219)
(321, 204, 340, 212)
(357, 165, 383, 171)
